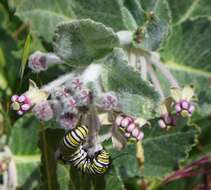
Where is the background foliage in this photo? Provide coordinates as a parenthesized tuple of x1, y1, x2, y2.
(0, 0, 211, 190)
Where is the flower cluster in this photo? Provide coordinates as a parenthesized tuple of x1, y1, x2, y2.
(11, 95, 31, 115)
(115, 114, 145, 141)
(157, 86, 196, 129)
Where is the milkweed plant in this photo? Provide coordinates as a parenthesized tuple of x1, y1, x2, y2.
(0, 0, 211, 190)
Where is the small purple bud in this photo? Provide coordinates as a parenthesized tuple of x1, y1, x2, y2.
(17, 110, 23, 115)
(181, 100, 189, 109)
(188, 104, 195, 114)
(11, 95, 18, 102)
(158, 119, 166, 128)
(175, 103, 182, 112)
(127, 123, 136, 132)
(115, 115, 124, 126)
(163, 114, 172, 124)
(32, 101, 53, 121)
(21, 104, 30, 111)
(28, 51, 47, 73)
(121, 117, 132, 128)
(18, 95, 26, 103)
(132, 127, 139, 137)
(136, 131, 144, 141)
(124, 132, 131, 138)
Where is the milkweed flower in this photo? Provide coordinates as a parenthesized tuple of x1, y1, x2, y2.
(98, 92, 118, 111)
(11, 80, 49, 115)
(62, 96, 78, 114)
(171, 86, 196, 117)
(11, 95, 31, 115)
(74, 88, 92, 106)
(32, 101, 54, 121)
(28, 51, 63, 73)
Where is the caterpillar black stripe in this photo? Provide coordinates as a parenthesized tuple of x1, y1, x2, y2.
(60, 125, 88, 159)
(64, 147, 110, 175)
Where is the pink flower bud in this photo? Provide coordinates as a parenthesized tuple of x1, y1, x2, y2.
(127, 123, 136, 132)
(122, 116, 134, 127)
(17, 110, 24, 115)
(189, 104, 195, 114)
(21, 104, 30, 111)
(175, 103, 181, 112)
(11, 95, 18, 102)
(136, 131, 144, 141)
(18, 95, 26, 102)
(132, 127, 139, 137)
(175, 100, 195, 117)
(181, 100, 189, 109)
(32, 101, 53, 121)
(124, 132, 131, 138)
(115, 115, 124, 126)
(28, 51, 47, 73)
(158, 114, 177, 129)
(158, 119, 166, 128)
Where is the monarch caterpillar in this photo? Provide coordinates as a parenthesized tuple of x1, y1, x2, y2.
(60, 125, 88, 159)
(62, 147, 110, 175)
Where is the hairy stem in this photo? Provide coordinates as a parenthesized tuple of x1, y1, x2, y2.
(147, 63, 165, 100)
(139, 56, 148, 81)
(84, 104, 102, 156)
(42, 73, 74, 92)
(150, 53, 180, 88)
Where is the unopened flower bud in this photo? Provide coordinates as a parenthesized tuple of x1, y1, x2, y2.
(115, 114, 144, 141)
(32, 101, 53, 121)
(158, 113, 177, 129)
(28, 51, 63, 73)
(175, 100, 195, 117)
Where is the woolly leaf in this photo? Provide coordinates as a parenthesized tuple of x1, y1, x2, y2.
(53, 19, 119, 66)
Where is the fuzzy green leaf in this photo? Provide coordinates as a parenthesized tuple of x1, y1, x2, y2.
(142, 122, 198, 179)
(14, 0, 125, 42)
(167, 0, 211, 24)
(53, 19, 119, 66)
(9, 114, 40, 189)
